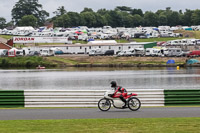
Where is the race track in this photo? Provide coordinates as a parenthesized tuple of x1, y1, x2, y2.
(0, 107, 200, 120)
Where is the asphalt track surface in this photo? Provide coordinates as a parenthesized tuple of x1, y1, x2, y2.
(0, 107, 200, 120)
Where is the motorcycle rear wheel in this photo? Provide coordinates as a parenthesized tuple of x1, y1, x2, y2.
(127, 97, 141, 111)
(98, 98, 111, 111)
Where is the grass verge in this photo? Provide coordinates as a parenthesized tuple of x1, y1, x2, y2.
(0, 118, 199, 133)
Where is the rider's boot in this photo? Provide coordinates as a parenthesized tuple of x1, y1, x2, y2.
(120, 95, 127, 108)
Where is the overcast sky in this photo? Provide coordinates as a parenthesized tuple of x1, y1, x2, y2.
(1, 0, 200, 22)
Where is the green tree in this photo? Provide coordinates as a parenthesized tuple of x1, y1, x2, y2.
(131, 9, 144, 17)
(120, 12, 132, 27)
(54, 14, 70, 27)
(0, 17, 6, 29)
(144, 11, 159, 26)
(81, 8, 94, 13)
(168, 11, 181, 26)
(80, 12, 96, 27)
(94, 13, 107, 27)
(18, 15, 38, 27)
(97, 9, 108, 15)
(116, 6, 132, 12)
(67, 12, 81, 27)
(183, 9, 194, 26)
(11, 0, 49, 26)
(158, 13, 168, 26)
(108, 10, 124, 27)
(132, 14, 143, 27)
(53, 6, 67, 16)
(191, 9, 200, 25)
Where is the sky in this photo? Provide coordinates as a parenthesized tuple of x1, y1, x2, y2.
(1, 0, 200, 22)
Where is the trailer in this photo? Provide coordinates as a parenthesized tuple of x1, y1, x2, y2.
(40, 48, 55, 56)
(0, 49, 8, 57)
(89, 49, 114, 56)
(165, 48, 183, 57)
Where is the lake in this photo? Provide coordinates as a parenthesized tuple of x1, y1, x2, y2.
(0, 67, 200, 90)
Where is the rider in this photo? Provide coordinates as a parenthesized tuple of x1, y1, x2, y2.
(110, 81, 127, 108)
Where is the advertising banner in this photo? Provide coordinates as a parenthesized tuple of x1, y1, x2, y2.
(13, 37, 69, 44)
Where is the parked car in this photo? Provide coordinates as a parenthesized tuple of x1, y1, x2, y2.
(89, 49, 103, 56)
(89, 49, 114, 56)
(117, 50, 132, 57)
(187, 50, 200, 57)
(104, 50, 114, 56)
(28, 51, 40, 56)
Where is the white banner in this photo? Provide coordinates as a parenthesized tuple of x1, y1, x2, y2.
(13, 37, 69, 44)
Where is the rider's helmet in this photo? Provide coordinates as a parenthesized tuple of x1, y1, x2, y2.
(110, 81, 117, 88)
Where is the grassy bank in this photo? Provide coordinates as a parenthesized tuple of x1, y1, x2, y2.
(0, 118, 199, 133)
(0, 56, 57, 68)
(0, 56, 192, 68)
(47, 56, 187, 67)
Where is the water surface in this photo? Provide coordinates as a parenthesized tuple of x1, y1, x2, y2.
(0, 67, 199, 90)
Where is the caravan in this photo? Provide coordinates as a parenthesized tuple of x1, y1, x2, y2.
(40, 48, 55, 56)
(145, 48, 161, 56)
(165, 48, 183, 57)
(8, 48, 26, 57)
(134, 48, 145, 56)
(0, 49, 8, 57)
(117, 48, 135, 57)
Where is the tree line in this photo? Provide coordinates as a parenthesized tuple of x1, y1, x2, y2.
(0, 0, 200, 29)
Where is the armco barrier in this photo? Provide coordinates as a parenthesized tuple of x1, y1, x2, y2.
(24, 89, 164, 107)
(2, 89, 199, 107)
(164, 89, 200, 106)
(5, 89, 197, 107)
(0, 90, 24, 107)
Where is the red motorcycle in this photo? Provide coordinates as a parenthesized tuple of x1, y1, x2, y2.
(98, 89, 141, 111)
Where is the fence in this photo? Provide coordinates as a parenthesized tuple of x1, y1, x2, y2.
(0, 89, 199, 107)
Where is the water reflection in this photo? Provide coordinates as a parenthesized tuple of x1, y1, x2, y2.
(0, 67, 200, 90)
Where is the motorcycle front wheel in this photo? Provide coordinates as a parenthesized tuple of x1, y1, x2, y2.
(127, 97, 141, 111)
(98, 98, 111, 111)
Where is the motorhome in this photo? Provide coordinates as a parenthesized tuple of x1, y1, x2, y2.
(117, 48, 145, 57)
(165, 48, 183, 57)
(40, 48, 55, 56)
(117, 50, 133, 57)
(89, 49, 103, 56)
(145, 48, 161, 56)
(8, 48, 24, 57)
(134, 48, 145, 56)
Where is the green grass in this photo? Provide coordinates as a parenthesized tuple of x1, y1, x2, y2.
(0, 35, 12, 40)
(134, 37, 186, 42)
(0, 118, 199, 133)
(47, 57, 78, 65)
(0, 56, 57, 68)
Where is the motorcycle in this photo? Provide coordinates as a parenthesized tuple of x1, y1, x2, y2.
(98, 89, 141, 111)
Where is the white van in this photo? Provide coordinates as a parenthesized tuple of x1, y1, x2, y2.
(145, 48, 160, 56)
(40, 48, 55, 56)
(117, 49, 135, 57)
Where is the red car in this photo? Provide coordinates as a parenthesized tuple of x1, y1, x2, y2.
(187, 50, 200, 57)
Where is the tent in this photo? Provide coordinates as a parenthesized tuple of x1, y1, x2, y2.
(186, 59, 200, 64)
(166, 59, 175, 64)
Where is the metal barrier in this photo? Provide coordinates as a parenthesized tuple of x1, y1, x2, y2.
(1, 89, 200, 107)
(0, 90, 24, 107)
(23, 89, 164, 107)
(164, 89, 200, 106)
